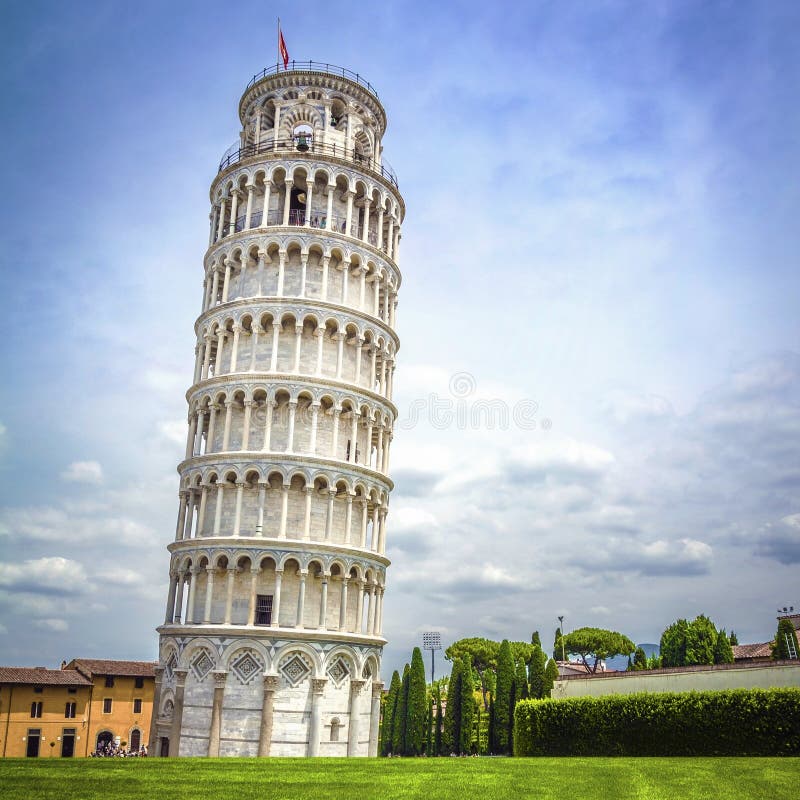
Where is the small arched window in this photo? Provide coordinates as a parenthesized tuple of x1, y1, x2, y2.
(330, 717, 341, 742)
(130, 729, 141, 752)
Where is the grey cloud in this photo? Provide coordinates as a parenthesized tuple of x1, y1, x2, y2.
(754, 515, 800, 565)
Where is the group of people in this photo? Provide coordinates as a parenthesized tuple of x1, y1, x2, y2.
(92, 741, 148, 758)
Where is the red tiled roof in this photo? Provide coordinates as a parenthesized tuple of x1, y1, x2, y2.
(0, 667, 91, 686)
(733, 642, 773, 660)
(66, 659, 157, 678)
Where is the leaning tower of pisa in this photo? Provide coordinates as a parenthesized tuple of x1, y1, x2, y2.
(149, 62, 403, 758)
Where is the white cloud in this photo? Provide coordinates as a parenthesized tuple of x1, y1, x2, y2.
(0, 557, 90, 595)
(60, 460, 104, 484)
(158, 420, 187, 446)
(34, 618, 69, 632)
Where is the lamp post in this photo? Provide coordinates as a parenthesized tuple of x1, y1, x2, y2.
(422, 632, 442, 684)
(557, 615, 566, 662)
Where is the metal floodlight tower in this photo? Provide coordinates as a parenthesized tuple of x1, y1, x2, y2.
(422, 632, 442, 684)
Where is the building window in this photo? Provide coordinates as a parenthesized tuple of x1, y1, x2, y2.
(61, 728, 76, 758)
(134, 677, 144, 689)
(65, 702, 76, 718)
(103, 698, 112, 714)
(30, 702, 43, 718)
(130, 728, 141, 752)
(133, 698, 142, 714)
(255, 594, 273, 626)
(68, 688, 77, 694)
(33, 686, 44, 694)
(104, 676, 115, 688)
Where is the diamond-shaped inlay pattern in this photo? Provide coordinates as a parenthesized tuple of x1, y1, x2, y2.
(192, 651, 214, 681)
(280, 654, 311, 687)
(232, 652, 262, 685)
(362, 662, 373, 680)
(327, 657, 350, 687)
(165, 652, 178, 681)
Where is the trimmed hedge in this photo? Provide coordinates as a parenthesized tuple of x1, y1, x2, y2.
(514, 689, 800, 756)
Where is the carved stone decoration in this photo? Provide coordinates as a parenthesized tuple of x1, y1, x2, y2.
(164, 652, 178, 682)
(191, 650, 214, 682)
(326, 657, 350, 688)
(280, 654, 312, 687)
(231, 651, 264, 685)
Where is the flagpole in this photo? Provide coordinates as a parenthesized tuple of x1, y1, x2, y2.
(277, 17, 281, 70)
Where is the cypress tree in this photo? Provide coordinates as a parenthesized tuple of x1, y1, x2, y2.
(633, 647, 648, 670)
(543, 658, 559, 697)
(729, 630, 739, 646)
(381, 670, 401, 755)
(425, 693, 433, 755)
(493, 639, 514, 754)
(531, 630, 541, 648)
(392, 664, 410, 755)
(459, 654, 474, 755)
(553, 627, 564, 660)
(515, 658, 529, 700)
(434, 684, 443, 756)
(443, 659, 462, 754)
(487, 695, 495, 754)
(773, 618, 799, 660)
(407, 647, 427, 755)
(528, 645, 547, 698)
(714, 629, 734, 664)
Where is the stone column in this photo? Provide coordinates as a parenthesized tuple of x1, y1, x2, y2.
(341, 261, 350, 305)
(173, 572, 186, 623)
(368, 682, 383, 756)
(331, 409, 341, 459)
(233, 482, 245, 536)
(206, 404, 218, 454)
(308, 678, 327, 757)
(303, 487, 313, 539)
(256, 481, 267, 535)
(221, 258, 233, 303)
(164, 573, 178, 624)
(296, 571, 307, 628)
(345, 190, 354, 236)
(213, 483, 225, 535)
(293, 325, 303, 371)
(355, 580, 365, 633)
(271, 570, 282, 627)
(286, 401, 297, 452)
(262, 400, 274, 451)
(169, 669, 188, 757)
(186, 568, 198, 623)
(224, 567, 236, 623)
(367, 585, 377, 635)
(335, 332, 345, 379)
(229, 326, 241, 372)
(249, 325, 260, 370)
(175, 492, 188, 541)
(216, 198, 226, 240)
(261, 183, 272, 227)
(324, 490, 335, 541)
(339, 578, 349, 631)
(244, 184, 254, 229)
(314, 328, 325, 375)
(318, 577, 329, 630)
(241, 400, 252, 450)
(227, 191, 239, 236)
(183, 492, 196, 540)
(326, 184, 335, 230)
(203, 567, 215, 623)
(247, 567, 260, 625)
(347, 679, 366, 756)
(270, 322, 281, 370)
(321, 256, 330, 300)
(309, 404, 319, 454)
(303, 182, 314, 227)
(282, 181, 293, 227)
(359, 499, 369, 548)
(361, 198, 371, 243)
(278, 485, 289, 538)
(207, 671, 227, 757)
(221, 400, 234, 451)
(257, 675, 280, 756)
(148, 666, 164, 755)
(344, 495, 354, 543)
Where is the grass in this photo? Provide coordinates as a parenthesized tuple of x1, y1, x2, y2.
(1, 756, 797, 800)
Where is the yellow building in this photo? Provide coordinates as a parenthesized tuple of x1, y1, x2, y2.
(0, 659, 155, 757)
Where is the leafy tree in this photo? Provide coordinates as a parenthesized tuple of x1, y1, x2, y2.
(646, 654, 662, 670)
(560, 627, 635, 673)
(487, 696, 495, 753)
(406, 648, 428, 755)
(381, 670, 401, 755)
(685, 615, 718, 665)
(714, 628, 734, 664)
(510, 641, 537, 665)
(528, 645, 548, 698)
(445, 637, 498, 711)
(493, 639, 514, 754)
(443, 658, 462, 754)
(531, 630, 542, 648)
(633, 647, 648, 670)
(660, 618, 690, 667)
(553, 627, 564, 660)
(543, 658, 559, 697)
(458, 655, 475, 755)
(729, 630, 739, 646)
(773, 618, 799, 660)
(392, 664, 410, 755)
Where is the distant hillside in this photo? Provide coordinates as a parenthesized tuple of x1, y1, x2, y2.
(605, 643, 660, 672)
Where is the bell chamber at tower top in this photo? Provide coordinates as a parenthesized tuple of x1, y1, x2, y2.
(209, 63, 403, 256)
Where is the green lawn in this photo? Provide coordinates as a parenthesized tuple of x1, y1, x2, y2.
(1, 757, 797, 800)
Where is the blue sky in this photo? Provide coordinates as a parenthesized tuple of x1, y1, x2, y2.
(1, 0, 798, 678)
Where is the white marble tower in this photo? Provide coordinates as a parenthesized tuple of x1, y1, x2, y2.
(150, 61, 403, 757)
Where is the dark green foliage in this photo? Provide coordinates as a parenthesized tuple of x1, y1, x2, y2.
(434, 684, 443, 756)
(391, 665, 409, 755)
(487, 696, 495, 753)
(661, 615, 727, 667)
(729, 630, 739, 646)
(515, 658, 529, 701)
(425, 694, 433, 755)
(647, 654, 662, 670)
(543, 659, 559, 697)
(531, 631, 541, 648)
(626, 655, 633, 671)
(458, 655, 474, 755)
(553, 627, 564, 661)
(633, 647, 648, 670)
(514, 689, 800, 756)
(443, 658, 462, 754)
(406, 648, 427, 755)
(528, 646, 548, 698)
(714, 629, 735, 664)
(560, 627, 635, 673)
(493, 639, 514, 754)
(444, 637, 497, 711)
(773, 619, 800, 660)
(381, 670, 401, 755)
(509, 641, 536, 665)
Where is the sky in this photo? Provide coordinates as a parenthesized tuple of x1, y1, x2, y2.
(0, 0, 798, 680)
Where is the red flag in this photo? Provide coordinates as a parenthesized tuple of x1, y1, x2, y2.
(279, 27, 289, 69)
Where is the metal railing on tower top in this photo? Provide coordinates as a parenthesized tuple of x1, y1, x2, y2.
(218, 135, 399, 189)
(246, 61, 380, 99)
